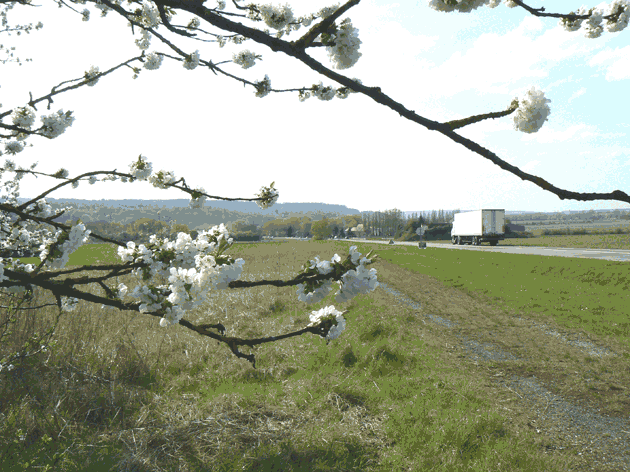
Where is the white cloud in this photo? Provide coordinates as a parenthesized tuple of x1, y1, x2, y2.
(588, 46, 630, 81)
(522, 160, 541, 172)
(545, 76, 576, 92)
(417, 17, 601, 99)
(349, 4, 438, 92)
(568, 87, 586, 102)
(522, 123, 623, 144)
(524, 124, 583, 143)
(519, 16, 545, 33)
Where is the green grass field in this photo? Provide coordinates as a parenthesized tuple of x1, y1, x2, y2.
(371, 243, 630, 344)
(2, 240, 629, 471)
(14, 232, 630, 270)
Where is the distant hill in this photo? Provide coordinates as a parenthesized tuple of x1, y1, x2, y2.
(17, 198, 360, 215)
(14, 198, 362, 231)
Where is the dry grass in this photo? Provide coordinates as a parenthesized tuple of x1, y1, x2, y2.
(4, 240, 624, 471)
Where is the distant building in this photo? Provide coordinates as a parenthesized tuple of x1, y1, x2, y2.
(350, 224, 365, 238)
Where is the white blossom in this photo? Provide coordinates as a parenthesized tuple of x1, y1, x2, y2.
(232, 50, 259, 69)
(189, 187, 207, 209)
(325, 18, 362, 70)
(254, 74, 271, 98)
(183, 50, 200, 70)
(129, 155, 153, 181)
(188, 17, 200, 29)
(256, 182, 279, 209)
(297, 247, 378, 306)
(143, 51, 163, 70)
(95, 2, 110, 17)
(4, 141, 24, 155)
(306, 255, 338, 275)
(582, 8, 604, 38)
(513, 87, 551, 134)
(118, 283, 129, 299)
(84, 65, 100, 87)
(312, 82, 336, 101)
(40, 110, 75, 138)
(25, 199, 53, 218)
(41, 223, 91, 269)
(258, 3, 294, 30)
(116, 224, 246, 327)
(559, 6, 588, 32)
(307, 305, 346, 341)
(335, 263, 379, 303)
(427, 0, 510, 12)
(605, 0, 630, 32)
(348, 246, 362, 265)
(148, 170, 176, 189)
(11, 106, 36, 129)
(139, 0, 160, 28)
(81, 8, 90, 21)
(135, 29, 151, 50)
(427, 0, 454, 11)
(296, 280, 333, 304)
(428, 0, 483, 13)
(318, 4, 340, 19)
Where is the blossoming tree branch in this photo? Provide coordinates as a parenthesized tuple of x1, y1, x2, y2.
(0, 0, 628, 368)
(0, 158, 380, 368)
(73, 0, 629, 204)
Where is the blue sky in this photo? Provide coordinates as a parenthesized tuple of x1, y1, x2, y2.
(1, 0, 629, 213)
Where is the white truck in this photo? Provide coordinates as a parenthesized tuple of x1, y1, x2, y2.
(451, 209, 505, 246)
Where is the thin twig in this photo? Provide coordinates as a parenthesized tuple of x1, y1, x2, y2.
(505, 385, 524, 399)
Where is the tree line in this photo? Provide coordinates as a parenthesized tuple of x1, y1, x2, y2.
(359, 209, 461, 239)
(52, 210, 467, 246)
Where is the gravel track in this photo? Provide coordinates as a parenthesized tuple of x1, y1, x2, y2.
(378, 282, 630, 471)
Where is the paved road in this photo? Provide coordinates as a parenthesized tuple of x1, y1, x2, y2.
(348, 238, 630, 263)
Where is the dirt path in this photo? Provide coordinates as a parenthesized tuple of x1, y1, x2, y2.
(376, 259, 630, 471)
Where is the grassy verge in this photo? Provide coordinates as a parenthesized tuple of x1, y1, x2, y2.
(372, 242, 630, 345)
(15, 242, 119, 268)
(2, 240, 628, 470)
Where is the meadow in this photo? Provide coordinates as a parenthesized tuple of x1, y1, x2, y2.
(1, 240, 629, 471)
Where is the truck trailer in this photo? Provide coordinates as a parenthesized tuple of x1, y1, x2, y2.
(451, 209, 505, 246)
